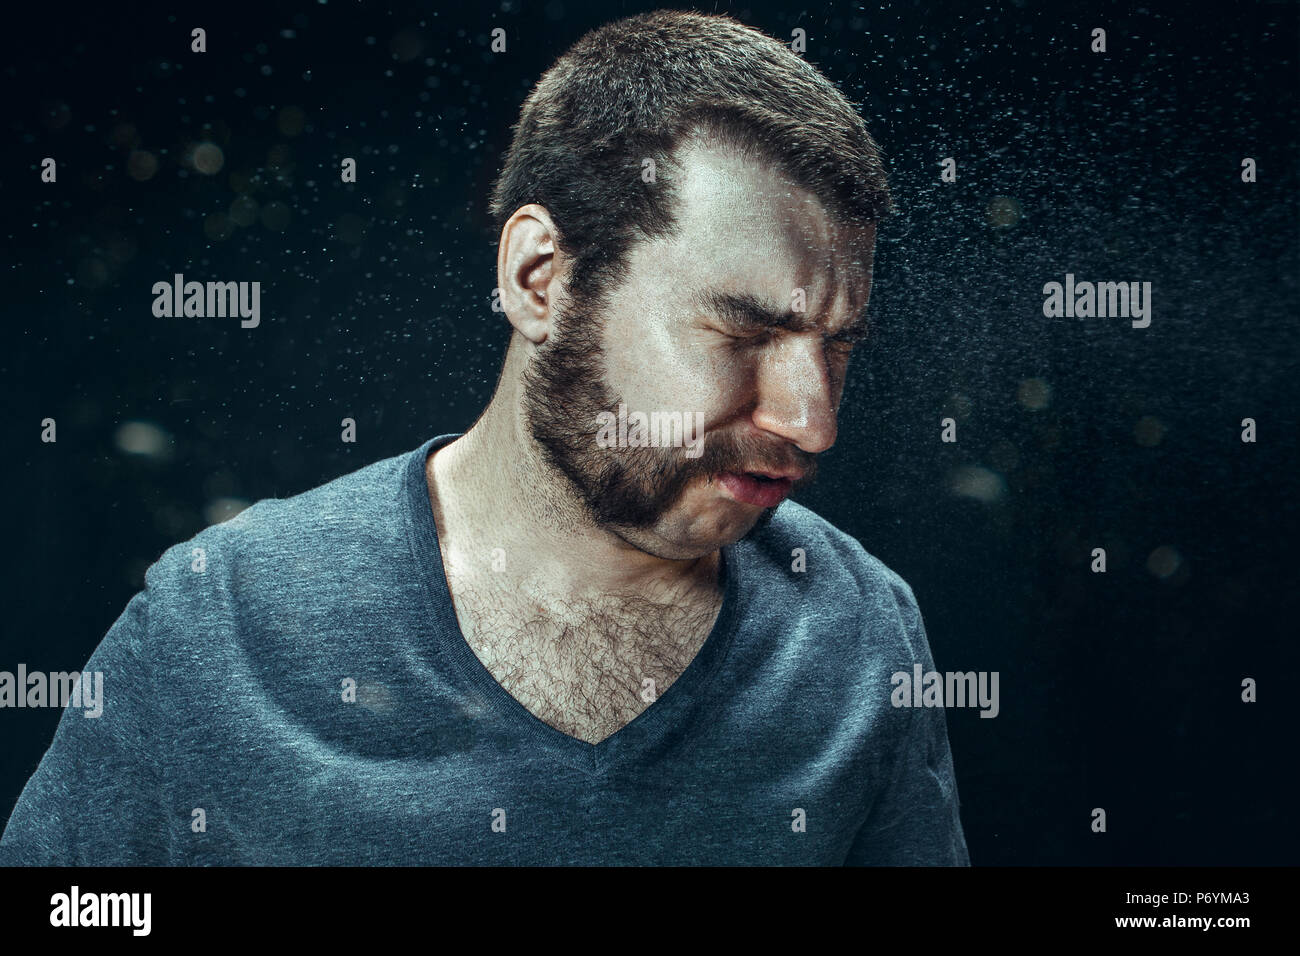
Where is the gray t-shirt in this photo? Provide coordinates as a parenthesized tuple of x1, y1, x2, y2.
(1, 434, 970, 865)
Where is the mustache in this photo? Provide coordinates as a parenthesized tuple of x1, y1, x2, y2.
(651, 429, 819, 488)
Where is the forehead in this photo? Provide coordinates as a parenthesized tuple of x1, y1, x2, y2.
(648, 140, 876, 315)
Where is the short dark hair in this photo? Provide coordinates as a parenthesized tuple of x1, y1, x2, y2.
(490, 9, 893, 307)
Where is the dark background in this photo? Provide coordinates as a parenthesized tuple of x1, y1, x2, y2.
(2, 0, 1297, 865)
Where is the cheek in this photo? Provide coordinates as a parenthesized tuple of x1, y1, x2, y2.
(604, 333, 755, 422)
(827, 354, 851, 395)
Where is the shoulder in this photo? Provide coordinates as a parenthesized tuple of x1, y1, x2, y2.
(741, 498, 932, 667)
(750, 498, 921, 617)
(152, 446, 409, 572)
(138, 445, 420, 651)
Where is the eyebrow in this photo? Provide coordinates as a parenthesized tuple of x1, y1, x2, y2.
(691, 288, 870, 342)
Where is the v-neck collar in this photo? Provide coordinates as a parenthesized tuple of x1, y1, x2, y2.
(403, 433, 744, 777)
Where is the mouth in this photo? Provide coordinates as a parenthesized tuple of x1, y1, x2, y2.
(716, 470, 797, 508)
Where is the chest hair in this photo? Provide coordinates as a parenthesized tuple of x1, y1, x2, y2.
(449, 584, 722, 744)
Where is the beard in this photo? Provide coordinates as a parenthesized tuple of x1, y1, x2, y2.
(519, 285, 817, 536)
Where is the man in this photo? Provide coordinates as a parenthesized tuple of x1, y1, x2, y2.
(2, 10, 969, 865)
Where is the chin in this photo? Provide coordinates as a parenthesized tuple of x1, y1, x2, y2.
(678, 505, 766, 552)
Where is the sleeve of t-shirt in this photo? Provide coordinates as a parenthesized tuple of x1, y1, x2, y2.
(0, 589, 169, 865)
(842, 594, 972, 866)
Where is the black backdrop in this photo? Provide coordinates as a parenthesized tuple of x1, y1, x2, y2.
(2, 0, 1297, 865)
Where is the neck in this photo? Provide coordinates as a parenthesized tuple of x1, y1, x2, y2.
(427, 339, 720, 603)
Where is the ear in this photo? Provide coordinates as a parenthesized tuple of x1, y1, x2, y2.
(496, 204, 565, 344)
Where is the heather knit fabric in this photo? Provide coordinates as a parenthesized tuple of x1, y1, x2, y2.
(2, 434, 969, 866)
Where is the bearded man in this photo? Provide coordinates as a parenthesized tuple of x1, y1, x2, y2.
(2, 9, 969, 866)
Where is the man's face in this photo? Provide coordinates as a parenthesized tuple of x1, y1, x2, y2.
(521, 139, 876, 559)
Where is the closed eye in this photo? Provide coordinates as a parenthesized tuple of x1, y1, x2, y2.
(826, 328, 867, 351)
(714, 326, 770, 344)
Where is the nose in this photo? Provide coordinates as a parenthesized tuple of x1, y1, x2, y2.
(749, 334, 839, 454)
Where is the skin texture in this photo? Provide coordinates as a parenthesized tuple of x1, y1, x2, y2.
(426, 138, 876, 742)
